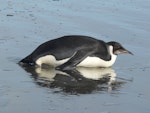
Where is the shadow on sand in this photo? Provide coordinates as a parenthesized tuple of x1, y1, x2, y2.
(20, 65, 126, 94)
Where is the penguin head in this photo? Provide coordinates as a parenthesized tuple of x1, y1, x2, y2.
(107, 41, 133, 55)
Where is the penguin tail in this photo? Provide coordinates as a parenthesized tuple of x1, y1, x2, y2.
(19, 55, 35, 66)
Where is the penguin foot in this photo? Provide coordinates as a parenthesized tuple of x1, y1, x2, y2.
(55, 65, 75, 71)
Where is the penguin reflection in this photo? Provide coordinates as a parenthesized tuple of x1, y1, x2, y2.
(22, 66, 124, 94)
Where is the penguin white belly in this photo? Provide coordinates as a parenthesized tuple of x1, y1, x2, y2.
(35, 54, 117, 68)
(78, 56, 117, 68)
(36, 55, 70, 67)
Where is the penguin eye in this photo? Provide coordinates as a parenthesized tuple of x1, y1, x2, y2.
(115, 43, 121, 49)
(117, 45, 121, 48)
(115, 43, 118, 48)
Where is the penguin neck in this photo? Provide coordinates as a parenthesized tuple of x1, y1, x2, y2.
(108, 45, 117, 66)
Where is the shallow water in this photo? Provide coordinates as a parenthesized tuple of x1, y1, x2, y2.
(0, 0, 150, 113)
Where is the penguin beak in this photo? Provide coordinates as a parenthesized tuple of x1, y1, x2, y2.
(120, 47, 133, 55)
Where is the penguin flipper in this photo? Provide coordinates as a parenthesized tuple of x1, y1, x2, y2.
(56, 48, 94, 70)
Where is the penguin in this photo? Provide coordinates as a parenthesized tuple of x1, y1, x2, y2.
(19, 35, 133, 70)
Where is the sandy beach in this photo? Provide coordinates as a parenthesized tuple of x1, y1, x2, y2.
(0, 0, 150, 113)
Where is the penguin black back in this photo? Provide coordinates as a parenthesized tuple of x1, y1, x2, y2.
(20, 35, 108, 64)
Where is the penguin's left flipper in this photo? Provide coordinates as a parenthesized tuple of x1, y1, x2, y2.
(56, 48, 95, 71)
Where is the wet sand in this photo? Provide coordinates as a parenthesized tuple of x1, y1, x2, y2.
(0, 0, 150, 113)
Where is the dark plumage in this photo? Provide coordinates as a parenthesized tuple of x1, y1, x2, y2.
(19, 35, 133, 70)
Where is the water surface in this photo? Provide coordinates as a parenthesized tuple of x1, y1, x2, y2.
(0, 0, 150, 113)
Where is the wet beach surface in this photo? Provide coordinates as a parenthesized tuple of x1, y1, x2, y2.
(0, 0, 150, 113)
